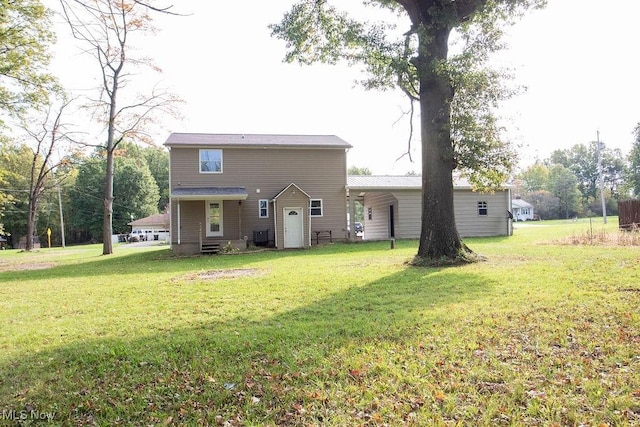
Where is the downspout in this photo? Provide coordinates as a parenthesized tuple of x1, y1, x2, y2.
(507, 188, 513, 236)
(238, 200, 243, 240)
(272, 200, 278, 248)
(177, 200, 181, 245)
(307, 203, 311, 247)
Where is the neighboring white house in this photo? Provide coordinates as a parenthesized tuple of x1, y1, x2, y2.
(511, 198, 535, 221)
(347, 175, 513, 241)
(128, 212, 170, 242)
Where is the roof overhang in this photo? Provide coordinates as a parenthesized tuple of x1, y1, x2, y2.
(170, 187, 248, 201)
(164, 133, 352, 149)
(271, 183, 311, 201)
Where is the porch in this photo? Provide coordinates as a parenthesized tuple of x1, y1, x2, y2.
(170, 186, 249, 255)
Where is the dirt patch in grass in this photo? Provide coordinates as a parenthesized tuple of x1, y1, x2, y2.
(180, 268, 265, 282)
(0, 262, 56, 273)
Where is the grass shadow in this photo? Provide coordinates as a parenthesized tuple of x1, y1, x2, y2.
(0, 263, 492, 425)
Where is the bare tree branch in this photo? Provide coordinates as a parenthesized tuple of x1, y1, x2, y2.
(394, 98, 415, 163)
(132, 0, 182, 15)
(58, 0, 182, 254)
(18, 97, 80, 250)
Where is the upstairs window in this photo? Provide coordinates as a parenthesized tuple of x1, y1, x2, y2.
(310, 199, 323, 216)
(199, 149, 222, 173)
(258, 199, 269, 218)
(478, 201, 488, 216)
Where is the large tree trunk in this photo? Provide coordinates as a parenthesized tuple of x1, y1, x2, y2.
(102, 150, 114, 255)
(102, 72, 120, 255)
(25, 197, 38, 251)
(415, 23, 472, 263)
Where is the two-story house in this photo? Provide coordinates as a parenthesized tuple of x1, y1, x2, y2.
(165, 133, 351, 254)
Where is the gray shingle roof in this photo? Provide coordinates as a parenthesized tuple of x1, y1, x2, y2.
(165, 133, 352, 149)
(128, 212, 169, 227)
(511, 198, 533, 208)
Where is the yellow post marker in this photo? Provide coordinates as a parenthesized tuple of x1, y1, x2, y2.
(47, 228, 52, 248)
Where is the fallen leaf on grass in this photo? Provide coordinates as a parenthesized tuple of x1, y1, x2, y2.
(348, 368, 368, 381)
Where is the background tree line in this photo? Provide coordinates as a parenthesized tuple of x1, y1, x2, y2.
(0, 139, 168, 248)
(0, 0, 177, 251)
(515, 126, 640, 220)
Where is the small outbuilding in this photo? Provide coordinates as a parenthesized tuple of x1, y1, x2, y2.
(128, 212, 170, 242)
(619, 199, 640, 230)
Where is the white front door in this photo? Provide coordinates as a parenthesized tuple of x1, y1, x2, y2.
(284, 208, 304, 248)
(205, 201, 223, 237)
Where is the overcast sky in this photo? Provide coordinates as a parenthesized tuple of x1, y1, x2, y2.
(48, 0, 640, 175)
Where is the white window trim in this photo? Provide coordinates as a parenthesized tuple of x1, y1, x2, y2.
(310, 199, 323, 217)
(199, 149, 223, 174)
(205, 200, 224, 237)
(258, 199, 269, 219)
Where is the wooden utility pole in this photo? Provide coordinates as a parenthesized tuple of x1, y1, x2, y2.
(597, 130, 607, 224)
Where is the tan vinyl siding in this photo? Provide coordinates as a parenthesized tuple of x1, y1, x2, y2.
(362, 192, 397, 240)
(170, 146, 348, 249)
(454, 190, 510, 237)
(393, 190, 422, 239)
(360, 189, 510, 240)
(171, 200, 204, 245)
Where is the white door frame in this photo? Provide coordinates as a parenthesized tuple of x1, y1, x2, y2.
(283, 207, 304, 248)
(205, 200, 223, 237)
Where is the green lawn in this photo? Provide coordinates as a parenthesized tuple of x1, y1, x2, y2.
(1, 218, 639, 426)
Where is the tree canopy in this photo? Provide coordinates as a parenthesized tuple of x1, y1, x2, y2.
(624, 124, 640, 198)
(272, 0, 545, 263)
(515, 137, 629, 220)
(0, 140, 32, 241)
(69, 154, 159, 240)
(0, 0, 57, 121)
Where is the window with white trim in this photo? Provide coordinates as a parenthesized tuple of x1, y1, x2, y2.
(310, 199, 323, 217)
(258, 199, 269, 218)
(478, 201, 488, 216)
(199, 149, 222, 173)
